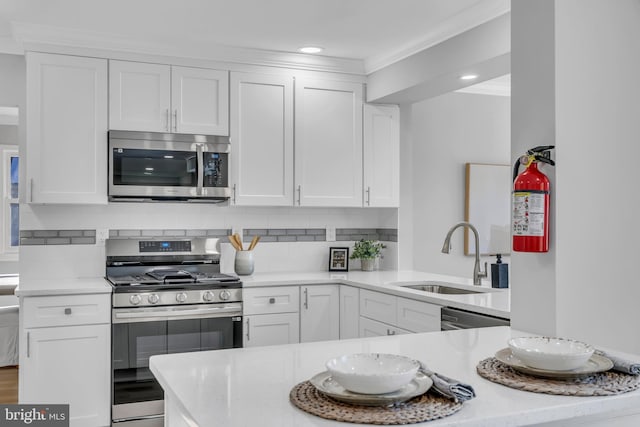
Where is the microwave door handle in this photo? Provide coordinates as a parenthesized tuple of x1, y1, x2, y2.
(196, 144, 204, 195)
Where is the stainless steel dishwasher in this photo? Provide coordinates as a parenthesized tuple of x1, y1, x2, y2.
(441, 307, 510, 330)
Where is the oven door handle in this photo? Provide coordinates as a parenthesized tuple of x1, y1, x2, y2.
(113, 304, 242, 323)
(196, 144, 204, 196)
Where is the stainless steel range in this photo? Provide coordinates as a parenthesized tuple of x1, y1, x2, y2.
(106, 237, 242, 427)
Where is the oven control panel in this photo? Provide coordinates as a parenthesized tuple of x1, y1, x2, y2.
(113, 288, 242, 308)
(139, 240, 192, 253)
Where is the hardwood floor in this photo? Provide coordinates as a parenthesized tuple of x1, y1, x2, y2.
(0, 366, 18, 403)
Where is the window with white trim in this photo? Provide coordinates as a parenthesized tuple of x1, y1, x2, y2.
(1, 146, 18, 259)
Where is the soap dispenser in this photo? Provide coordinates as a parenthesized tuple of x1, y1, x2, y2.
(491, 254, 509, 288)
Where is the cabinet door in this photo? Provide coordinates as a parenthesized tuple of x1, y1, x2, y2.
(396, 297, 441, 333)
(109, 60, 171, 132)
(172, 66, 229, 135)
(230, 72, 293, 205)
(359, 289, 396, 325)
(243, 286, 299, 315)
(26, 52, 108, 204)
(294, 79, 363, 207)
(300, 285, 339, 343)
(20, 324, 110, 426)
(244, 313, 299, 347)
(363, 104, 400, 207)
(339, 285, 359, 339)
(359, 317, 410, 338)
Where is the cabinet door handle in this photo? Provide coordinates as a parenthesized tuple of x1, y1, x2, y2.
(246, 318, 250, 341)
(297, 185, 301, 206)
(173, 109, 178, 132)
(366, 186, 371, 206)
(269, 297, 275, 304)
(26, 332, 30, 358)
(29, 179, 33, 203)
(303, 288, 308, 309)
(233, 184, 237, 204)
(165, 109, 170, 131)
(64, 308, 72, 315)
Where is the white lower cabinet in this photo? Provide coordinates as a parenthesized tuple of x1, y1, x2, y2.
(244, 313, 299, 347)
(19, 294, 110, 427)
(300, 285, 339, 343)
(243, 285, 442, 346)
(396, 296, 441, 332)
(359, 289, 441, 337)
(339, 285, 359, 339)
(243, 286, 300, 347)
(359, 317, 411, 338)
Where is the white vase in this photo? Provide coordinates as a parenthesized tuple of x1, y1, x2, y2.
(361, 258, 375, 271)
(234, 250, 254, 275)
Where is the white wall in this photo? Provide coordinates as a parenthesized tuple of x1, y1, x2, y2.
(510, 0, 558, 335)
(407, 91, 510, 278)
(554, 0, 640, 353)
(511, 0, 640, 354)
(19, 203, 398, 280)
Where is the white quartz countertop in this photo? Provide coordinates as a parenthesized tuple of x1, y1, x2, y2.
(14, 277, 112, 297)
(240, 270, 510, 319)
(150, 326, 640, 427)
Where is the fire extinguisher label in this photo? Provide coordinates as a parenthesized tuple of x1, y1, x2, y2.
(512, 191, 546, 236)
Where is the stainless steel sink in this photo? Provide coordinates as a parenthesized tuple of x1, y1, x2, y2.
(391, 281, 488, 294)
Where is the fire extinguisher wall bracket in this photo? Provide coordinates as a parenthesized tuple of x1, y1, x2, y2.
(512, 146, 554, 253)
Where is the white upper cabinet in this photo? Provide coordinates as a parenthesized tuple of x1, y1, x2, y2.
(109, 61, 170, 132)
(26, 52, 108, 204)
(363, 104, 400, 207)
(172, 66, 229, 135)
(109, 60, 229, 135)
(230, 72, 293, 205)
(294, 79, 363, 207)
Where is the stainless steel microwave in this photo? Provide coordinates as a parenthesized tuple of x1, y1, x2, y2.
(108, 130, 231, 202)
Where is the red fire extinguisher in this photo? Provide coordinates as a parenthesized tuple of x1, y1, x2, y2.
(512, 146, 555, 252)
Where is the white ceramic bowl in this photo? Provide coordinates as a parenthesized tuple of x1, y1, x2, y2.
(325, 353, 420, 395)
(508, 337, 595, 371)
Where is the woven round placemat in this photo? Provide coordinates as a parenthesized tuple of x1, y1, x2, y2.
(477, 357, 640, 396)
(289, 381, 462, 425)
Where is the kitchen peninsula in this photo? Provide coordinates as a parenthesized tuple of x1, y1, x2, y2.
(150, 326, 640, 427)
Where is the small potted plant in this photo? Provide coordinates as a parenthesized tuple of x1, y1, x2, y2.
(350, 239, 386, 271)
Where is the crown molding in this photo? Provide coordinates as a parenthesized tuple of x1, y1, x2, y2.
(363, 0, 510, 74)
(11, 22, 365, 75)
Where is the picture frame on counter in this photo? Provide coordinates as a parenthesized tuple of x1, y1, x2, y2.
(328, 247, 349, 272)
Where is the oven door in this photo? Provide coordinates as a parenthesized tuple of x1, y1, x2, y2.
(111, 303, 242, 425)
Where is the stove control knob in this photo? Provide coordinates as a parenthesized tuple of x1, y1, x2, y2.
(203, 290, 215, 302)
(219, 290, 231, 301)
(129, 294, 142, 306)
(148, 294, 160, 304)
(176, 292, 188, 303)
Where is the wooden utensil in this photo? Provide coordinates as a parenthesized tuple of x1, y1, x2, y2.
(232, 233, 244, 251)
(228, 235, 242, 251)
(248, 236, 260, 251)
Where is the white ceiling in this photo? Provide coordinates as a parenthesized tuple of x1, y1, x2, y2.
(0, 0, 510, 73)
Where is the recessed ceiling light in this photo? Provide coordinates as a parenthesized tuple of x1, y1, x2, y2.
(460, 74, 479, 81)
(298, 46, 323, 54)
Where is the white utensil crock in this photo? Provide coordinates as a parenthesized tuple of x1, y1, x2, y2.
(234, 250, 254, 275)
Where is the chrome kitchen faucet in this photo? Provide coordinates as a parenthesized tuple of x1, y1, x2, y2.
(441, 222, 487, 286)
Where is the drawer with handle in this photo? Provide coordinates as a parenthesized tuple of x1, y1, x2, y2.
(23, 293, 110, 328)
(243, 286, 300, 315)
